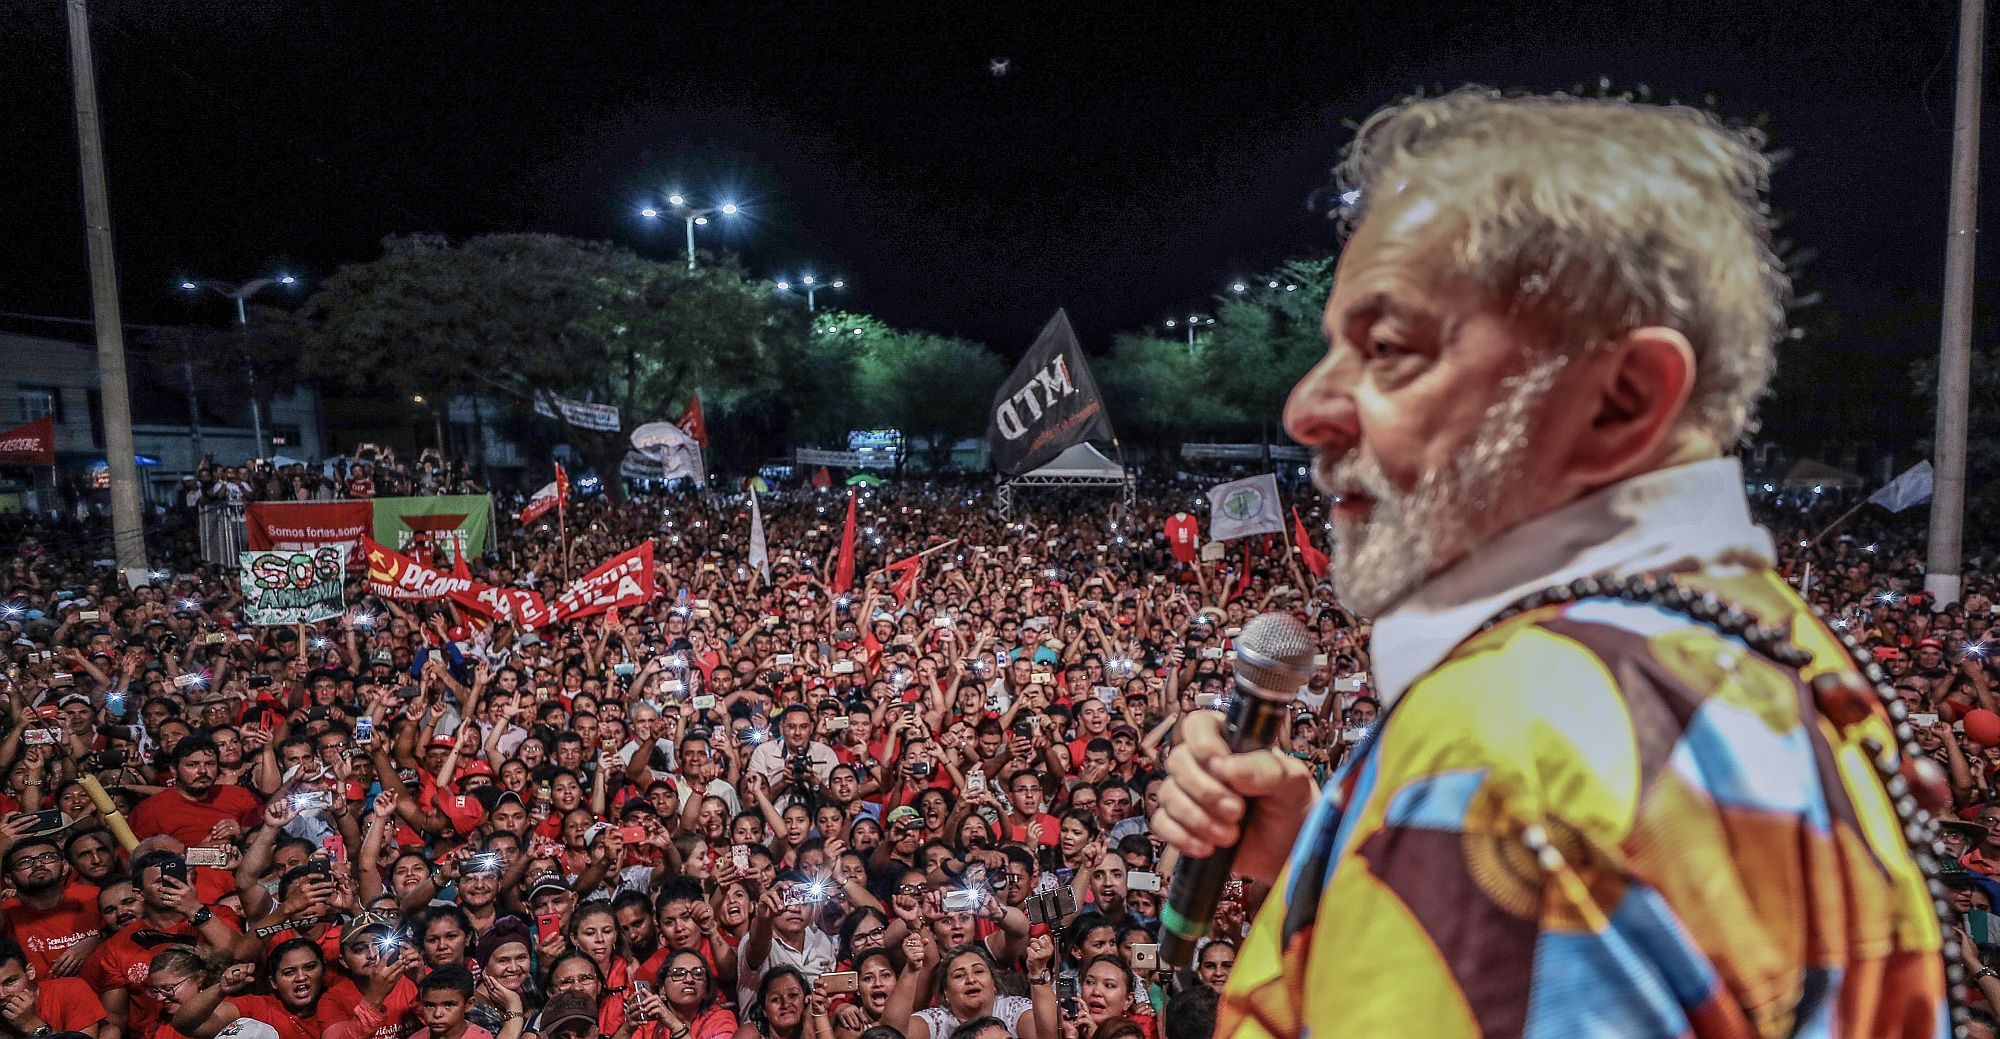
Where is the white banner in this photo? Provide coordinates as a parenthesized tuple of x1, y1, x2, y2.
(628, 421, 705, 485)
(748, 487, 771, 582)
(533, 390, 621, 432)
(1207, 473, 1285, 541)
(1181, 443, 1309, 462)
(1869, 460, 1935, 513)
(794, 448, 895, 469)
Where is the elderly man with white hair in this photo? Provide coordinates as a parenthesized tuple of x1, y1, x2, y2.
(1155, 88, 1952, 1038)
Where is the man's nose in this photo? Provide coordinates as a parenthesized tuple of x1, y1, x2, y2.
(1283, 346, 1362, 457)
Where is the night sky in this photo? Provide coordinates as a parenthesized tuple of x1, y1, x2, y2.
(2, 0, 1994, 441)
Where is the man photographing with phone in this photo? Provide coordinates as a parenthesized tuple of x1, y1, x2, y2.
(1154, 88, 1948, 1036)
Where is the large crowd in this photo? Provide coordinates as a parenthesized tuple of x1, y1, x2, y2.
(0, 470, 1994, 1039)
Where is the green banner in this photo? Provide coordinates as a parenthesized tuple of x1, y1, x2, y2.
(240, 546, 349, 625)
(370, 495, 492, 565)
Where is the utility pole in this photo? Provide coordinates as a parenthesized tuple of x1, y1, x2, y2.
(1926, 0, 1986, 606)
(64, 0, 148, 572)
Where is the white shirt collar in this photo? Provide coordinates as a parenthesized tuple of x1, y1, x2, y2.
(1368, 457, 1777, 707)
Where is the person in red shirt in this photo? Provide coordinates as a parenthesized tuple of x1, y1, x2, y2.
(128, 734, 264, 848)
(1000, 772, 1060, 848)
(162, 937, 354, 1039)
(325, 915, 423, 1039)
(83, 849, 255, 1039)
(0, 834, 102, 979)
(0, 937, 108, 1038)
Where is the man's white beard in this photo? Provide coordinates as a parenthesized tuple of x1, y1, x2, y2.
(1317, 357, 1567, 618)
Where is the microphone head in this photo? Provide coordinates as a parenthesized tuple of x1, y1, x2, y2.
(1231, 611, 1318, 701)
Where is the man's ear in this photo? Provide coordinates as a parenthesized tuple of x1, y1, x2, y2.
(1565, 325, 1698, 486)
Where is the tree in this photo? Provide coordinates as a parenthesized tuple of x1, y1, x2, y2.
(854, 330, 1004, 470)
(1205, 257, 1334, 446)
(297, 233, 809, 496)
(1098, 332, 1242, 472)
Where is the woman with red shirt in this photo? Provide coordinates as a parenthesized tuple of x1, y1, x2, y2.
(158, 940, 359, 1039)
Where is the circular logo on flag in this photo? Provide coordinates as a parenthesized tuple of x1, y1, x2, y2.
(1222, 487, 1266, 522)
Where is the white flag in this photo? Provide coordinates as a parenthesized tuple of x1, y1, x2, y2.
(1206, 473, 1285, 541)
(1869, 460, 1935, 513)
(748, 487, 771, 582)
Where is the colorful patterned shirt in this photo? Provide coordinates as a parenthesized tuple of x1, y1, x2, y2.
(1221, 568, 1947, 1039)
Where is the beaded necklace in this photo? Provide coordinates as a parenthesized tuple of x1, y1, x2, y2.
(1474, 572, 1968, 1037)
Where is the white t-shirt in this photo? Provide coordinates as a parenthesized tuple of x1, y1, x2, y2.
(748, 739, 838, 783)
(739, 926, 836, 1006)
(915, 995, 1034, 1039)
(670, 774, 741, 817)
(620, 736, 678, 773)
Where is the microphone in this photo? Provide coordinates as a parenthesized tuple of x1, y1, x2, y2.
(1157, 610, 1317, 969)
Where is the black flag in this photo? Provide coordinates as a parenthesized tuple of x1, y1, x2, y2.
(988, 310, 1117, 476)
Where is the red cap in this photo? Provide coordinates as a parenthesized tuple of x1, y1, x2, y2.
(1919, 638, 1944, 650)
(429, 734, 459, 749)
(455, 759, 494, 786)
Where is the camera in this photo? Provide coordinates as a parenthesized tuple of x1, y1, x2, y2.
(941, 887, 983, 913)
(782, 880, 831, 907)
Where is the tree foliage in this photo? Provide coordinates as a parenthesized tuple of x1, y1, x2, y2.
(1098, 256, 1333, 468)
(811, 310, 1001, 469)
(268, 234, 1352, 485)
(296, 233, 811, 486)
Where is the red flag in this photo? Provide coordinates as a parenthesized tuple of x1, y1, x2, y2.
(452, 583, 557, 629)
(833, 489, 858, 594)
(554, 542, 657, 621)
(451, 549, 471, 581)
(0, 416, 55, 467)
(811, 466, 832, 491)
(364, 537, 475, 600)
(522, 463, 573, 525)
(520, 484, 559, 524)
(1292, 506, 1329, 579)
(884, 552, 925, 606)
(677, 396, 709, 449)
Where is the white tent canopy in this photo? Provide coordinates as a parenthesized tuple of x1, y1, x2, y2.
(1024, 443, 1124, 480)
(997, 442, 1133, 514)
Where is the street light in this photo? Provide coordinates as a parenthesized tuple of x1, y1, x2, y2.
(179, 273, 302, 460)
(775, 273, 847, 311)
(641, 195, 741, 271)
(411, 394, 442, 452)
(1164, 314, 1215, 350)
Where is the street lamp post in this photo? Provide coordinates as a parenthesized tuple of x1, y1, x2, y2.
(180, 273, 298, 461)
(412, 394, 444, 454)
(774, 274, 846, 311)
(641, 195, 740, 271)
(1163, 314, 1213, 351)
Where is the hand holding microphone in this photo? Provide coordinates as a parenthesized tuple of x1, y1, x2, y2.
(1154, 612, 1320, 968)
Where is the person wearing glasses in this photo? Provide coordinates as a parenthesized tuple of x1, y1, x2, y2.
(631, 948, 737, 1039)
(0, 833, 101, 981)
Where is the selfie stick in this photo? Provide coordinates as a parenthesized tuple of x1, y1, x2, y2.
(79, 774, 139, 851)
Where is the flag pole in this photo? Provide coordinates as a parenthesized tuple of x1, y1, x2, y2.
(1807, 501, 1869, 548)
(861, 539, 962, 581)
(558, 497, 570, 586)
